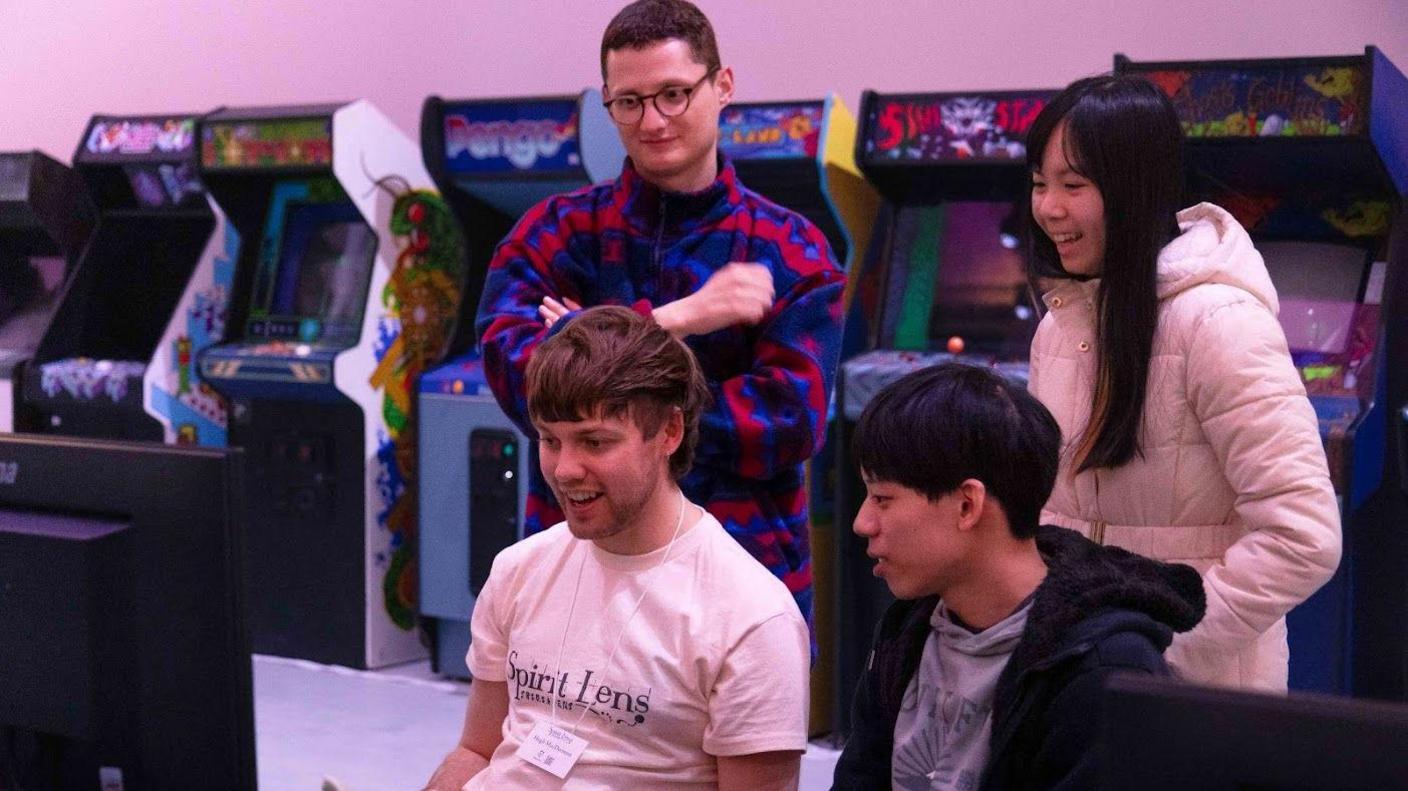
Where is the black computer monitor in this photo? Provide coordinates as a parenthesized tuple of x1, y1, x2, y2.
(0, 433, 254, 790)
(1101, 673, 1408, 790)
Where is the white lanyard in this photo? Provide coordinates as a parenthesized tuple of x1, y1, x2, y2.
(516, 492, 691, 778)
(549, 489, 689, 734)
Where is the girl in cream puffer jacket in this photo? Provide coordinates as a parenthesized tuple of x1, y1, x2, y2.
(1025, 76, 1340, 691)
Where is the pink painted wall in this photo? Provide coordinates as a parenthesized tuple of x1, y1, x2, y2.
(3, 0, 1405, 161)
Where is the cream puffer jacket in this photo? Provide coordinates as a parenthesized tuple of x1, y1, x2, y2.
(1029, 202, 1341, 691)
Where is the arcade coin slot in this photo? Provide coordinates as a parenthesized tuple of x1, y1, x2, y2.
(266, 431, 335, 520)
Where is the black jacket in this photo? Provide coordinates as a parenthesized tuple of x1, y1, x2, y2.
(832, 526, 1206, 790)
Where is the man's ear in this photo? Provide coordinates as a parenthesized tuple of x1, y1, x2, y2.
(955, 479, 987, 532)
(713, 66, 734, 106)
(661, 408, 686, 457)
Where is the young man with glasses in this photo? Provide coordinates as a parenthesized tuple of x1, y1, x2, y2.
(475, 0, 845, 632)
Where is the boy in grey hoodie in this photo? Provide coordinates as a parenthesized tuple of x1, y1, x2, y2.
(833, 363, 1205, 790)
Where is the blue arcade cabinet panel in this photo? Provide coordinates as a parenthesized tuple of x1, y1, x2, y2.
(418, 357, 530, 677)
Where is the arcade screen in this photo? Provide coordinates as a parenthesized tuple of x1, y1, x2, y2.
(0, 235, 67, 362)
(1261, 240, 1371, 355)
(925, 202, 1037, 355)
(249, 200, 377, 346)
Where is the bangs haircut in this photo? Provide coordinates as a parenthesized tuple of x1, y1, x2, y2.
(600, 0, 721, 81)
(852, 363, 1061, 538)
(1025, 74, 1185, 472)
(526, 305, 710, 479)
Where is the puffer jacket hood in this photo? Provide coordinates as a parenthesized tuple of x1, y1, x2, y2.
(1156, 202, 1279, 314)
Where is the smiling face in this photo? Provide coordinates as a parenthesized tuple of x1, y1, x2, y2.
(534, 405, 682, 552)
(603, 38, 733, 193)
(852, 475, 976, 600)
(1031, 121, 1107, 277)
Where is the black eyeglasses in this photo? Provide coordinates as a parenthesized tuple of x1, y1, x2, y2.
(603, 69, 718, 125)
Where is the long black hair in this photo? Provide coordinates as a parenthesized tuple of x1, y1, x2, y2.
(1026, 75, 1184, 472)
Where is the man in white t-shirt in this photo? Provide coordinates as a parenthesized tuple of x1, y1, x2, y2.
(424, 305, 810, 791)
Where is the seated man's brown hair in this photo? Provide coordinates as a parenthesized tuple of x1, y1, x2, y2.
(526, 305, 710, 479)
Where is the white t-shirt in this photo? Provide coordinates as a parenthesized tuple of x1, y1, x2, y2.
(465, 509, 810, 790)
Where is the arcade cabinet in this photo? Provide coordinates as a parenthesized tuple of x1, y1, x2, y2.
(833, 88, 1054, 735)
(417, 91, 622, 678)
(717, 96, 880, 735)
(198, 101, 468, 669)
(0, 434, 253, 790)
(0, 151, 95, 433)
(1118, 48, 1408, 696)
(20, 114, 239, 446)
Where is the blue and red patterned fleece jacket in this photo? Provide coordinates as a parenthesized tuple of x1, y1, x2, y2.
(475, 156, 845, 624)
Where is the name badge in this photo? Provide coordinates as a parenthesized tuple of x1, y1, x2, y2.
(516, 720, 589, 779)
